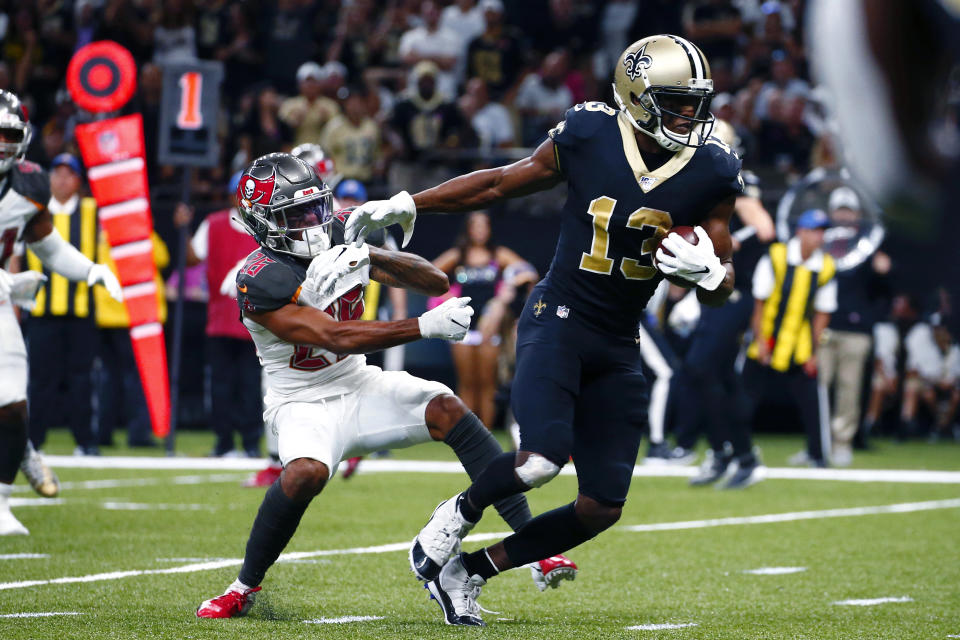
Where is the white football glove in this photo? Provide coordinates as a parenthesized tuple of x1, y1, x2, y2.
(9, 271, 47, 310)
(300, 244, 370, 309)
(655, 226, 726, 291)
(343, 190, 417, 247)
(418, 297, 474, 341)
(219, 258, 246, 299)
(87, 264, 123, 301)
(0, 269, 12, 303)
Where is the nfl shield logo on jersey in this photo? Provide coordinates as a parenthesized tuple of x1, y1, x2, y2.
(639, 176, 658, 192)
(556, 305, 570, 319)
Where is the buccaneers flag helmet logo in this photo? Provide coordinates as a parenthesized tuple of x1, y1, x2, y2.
(238, 172, 276, 208)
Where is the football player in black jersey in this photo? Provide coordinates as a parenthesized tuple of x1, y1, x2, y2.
(0, 90, 122, 536)
(196, 153, 575, 619)
(346, 35, 739, 625)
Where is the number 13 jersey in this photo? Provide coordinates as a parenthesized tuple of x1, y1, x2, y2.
(544, 102, 742, 335)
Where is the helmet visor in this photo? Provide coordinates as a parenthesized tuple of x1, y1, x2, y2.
(265, 189, 335, 258)
(647, 88, 715, 147)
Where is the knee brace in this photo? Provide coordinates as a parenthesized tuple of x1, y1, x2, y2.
(515, 453, 561, 488)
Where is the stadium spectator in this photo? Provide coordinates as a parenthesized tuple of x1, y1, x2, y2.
(153, 0, 198, 65)
(213, 2, 262, 100)
(431, 212, 534, 428)
(262, 0, 320, 95)
(321, 85, 388, 185)
(817, 187, 892, 464)
(23, 154, 99, 455)
(280, 62, 341, 148)
(514, 50, 574, 146)
(390, 61, 468, 161)
(869, 295, 957, 440)
(398, 0, 463, 100)
(461, 77, 514, 151)
(238, 86, 294, 166)
(464, 0, 525, 102)
(525, 0, 598, 58)
(440, 0, 486, 52)
(682, 0, 743, 68)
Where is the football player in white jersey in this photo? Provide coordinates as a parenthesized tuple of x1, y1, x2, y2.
(195, 153, 576, 619)
(0, 90, 122, 535)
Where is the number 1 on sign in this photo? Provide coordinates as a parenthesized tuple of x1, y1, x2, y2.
(176, 71, 203, 130)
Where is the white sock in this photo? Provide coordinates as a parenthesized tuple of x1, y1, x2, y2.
(229, 579, 255, 593)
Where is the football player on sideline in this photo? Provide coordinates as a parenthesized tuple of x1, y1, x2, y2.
(196, 153, 574, 619)
(0, 90, 122, 535)
(346, 35, 740, 625)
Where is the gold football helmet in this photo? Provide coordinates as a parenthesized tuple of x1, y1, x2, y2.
(613, 35, 715, 151)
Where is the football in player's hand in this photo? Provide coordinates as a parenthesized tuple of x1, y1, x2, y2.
(656, 225, 698, 259)
(654, 225, 699, 288)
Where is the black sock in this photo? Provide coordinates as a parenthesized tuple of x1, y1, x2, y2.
(0, 407, 28, 484)
(460, 451, 528, 523)
(460, 549, 499, 581)
(502, 502, 596, 568)
(238, 480, 311, 587)
(444, 413, 532, 531)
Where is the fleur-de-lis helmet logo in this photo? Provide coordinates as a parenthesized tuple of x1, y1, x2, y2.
(623, 43, 653, 82)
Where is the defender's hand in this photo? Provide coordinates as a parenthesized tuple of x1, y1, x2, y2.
(301, 244, 371, 308)
(9, 271, 47, 310)
(344, 191, 417, 247)
(87, 264, 123, 301)
(418, 296, 474, 341)
(655, 226, 726, 291)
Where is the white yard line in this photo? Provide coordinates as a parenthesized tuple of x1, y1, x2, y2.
(832, 596, 913, 606)
(0, 554, 49, 560)
(743, 567, 807, 575)
(303, 615, 385, 624)
(9, 498, 64, 507)
(620, 498, 960, 532)
(101, 502, 215, 511)
(1, 498, 957, 592)
(0, 612, 82, 618)
(35, 456, 960, 484)
(11, 473, 249, 494)
(627, 622, 699, 630)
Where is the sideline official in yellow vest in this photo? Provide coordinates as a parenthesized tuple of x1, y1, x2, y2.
(24, 154, 99, 454)
(745, 209, 837, 467)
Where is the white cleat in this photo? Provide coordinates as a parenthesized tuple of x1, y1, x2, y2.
(0, 507, 29, 536)
(426, 554, 486, 627)
(409, 493, 475, 581)
(20, 443, 59, 498)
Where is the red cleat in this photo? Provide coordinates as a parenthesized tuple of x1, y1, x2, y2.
(341, 456, 363, 480)
(529, 555, 578, 591)
(196, 586, 261, 618)
(243, 464, 282, 488)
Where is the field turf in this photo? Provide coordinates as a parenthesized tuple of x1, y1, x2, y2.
(2, 430, 958, 639)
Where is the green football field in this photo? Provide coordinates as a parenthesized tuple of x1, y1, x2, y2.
(2, 430, 959, 639)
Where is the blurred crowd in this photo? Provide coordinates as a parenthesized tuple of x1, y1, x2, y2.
(2, 0, 957, 463)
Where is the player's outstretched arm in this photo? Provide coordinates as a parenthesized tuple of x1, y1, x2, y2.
(412, 138, 563, 214)
(245, 296, 473, 355)
(344, 139, 563, 245)
(368, 245, 449, 296)
(22, 208, 123, 301)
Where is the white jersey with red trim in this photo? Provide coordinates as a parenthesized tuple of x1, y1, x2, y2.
(235, 246, 368, 404)
(0, 160, 50, 268)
